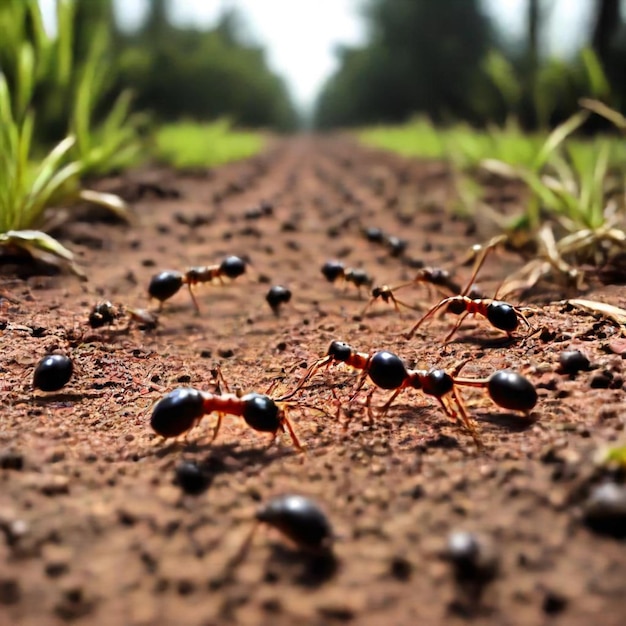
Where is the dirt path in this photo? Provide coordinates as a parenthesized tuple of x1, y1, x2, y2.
(1, 136, 625, 626)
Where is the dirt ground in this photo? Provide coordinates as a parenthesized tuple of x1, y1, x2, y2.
(1, 136, 626, 626)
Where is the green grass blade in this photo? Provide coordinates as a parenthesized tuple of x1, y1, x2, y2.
(533, 110, 590, 170)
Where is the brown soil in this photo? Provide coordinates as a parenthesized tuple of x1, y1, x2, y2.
(1, 136, 626, 626)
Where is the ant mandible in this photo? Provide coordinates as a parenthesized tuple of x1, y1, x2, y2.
(321, 260, 373, 297)
(148, 255, 247, 313)
(361, 267, 461, 317)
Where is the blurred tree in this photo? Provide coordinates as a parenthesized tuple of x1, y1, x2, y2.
(314, 0, 495, 128)
(115, 4, 297, 130)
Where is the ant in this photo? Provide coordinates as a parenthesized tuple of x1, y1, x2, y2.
(150, 369, 308, 451)
(148, 255, 247, 313)
(404, 239, 533, 342)
(321, 260, 373, 297)
(279, 342, 537, 447)
(88, 301, 158, 331)
(361, 267, 461, 317)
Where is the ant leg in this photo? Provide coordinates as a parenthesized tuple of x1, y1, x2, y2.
(378, 387, 404, 417)
(276, 356, 331, 401)
(365, 388, 377, 424)
(187, 284, 201, 314)
(210, 365, 232, 395)
(221, 520, 260, 583)
(280, 407, 303, 451)
(450, 387, 482, 448)
(349, 369, 370, 401)
(435, 393, 482, 449)
(443, 310, 471, 343)
(405, 297, 455, 339)
(460, 235, 506, 293)
(209, 414, 224, 443)
(360, 296, 377, 317)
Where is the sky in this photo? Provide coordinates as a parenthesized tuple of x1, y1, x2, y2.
(39, 0, 591, 112)
(111, 0, 368, 112)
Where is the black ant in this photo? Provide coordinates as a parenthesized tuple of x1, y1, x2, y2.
(321, 260, 373, 296)
(361, 267, 461, 317)
(88, 301, 158, 331)
(279, 342, 537, 447)
(148, 255, 247, 313)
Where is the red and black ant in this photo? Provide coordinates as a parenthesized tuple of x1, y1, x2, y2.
(361, 267, 461, 317)
(404, 240, 534, 342)
(88, 301, 158, 331)
(150, 367, 318, 451)
(151, 387, 304, 451)
(404, 296, 533, 343)
(321, 260, 373, 296)
(148, 255, 247, 313)
(278, 341, 537, 447)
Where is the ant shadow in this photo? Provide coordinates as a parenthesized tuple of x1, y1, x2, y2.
(263, 543, 339, 588)
(446, 334, 517, 349)
(475, 411, 537, 433)
(31, 390, 106, 404)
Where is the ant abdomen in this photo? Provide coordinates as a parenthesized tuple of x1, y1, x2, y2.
(368, 351, 408, 389)
(487, 370, 537, 412)
(321, 260, 345, 283)
(241, 393, 281, 433)
(151, 388, 205, 437)
(149, 271, 184, 303)
(486, 302, 518, 332)
(220, 255, 247, 279)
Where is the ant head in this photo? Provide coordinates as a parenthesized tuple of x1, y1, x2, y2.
(220, 255, 247, 279)
(422, 369, 454, 397)
(372, 286, 383, 298)
(241, 393, 281, 433)
(486, 302, 518, 332)
(148, 271, 184, 302)
(445, 298, 466, 316)
(88, 301, 116, 328)
(487, 370, 537, 412)
(327, 341, 353, 362)
(369, 351, 408, 390)
(321, 260, 345, 283)
(256, 494, 333, 552)
(150, 388, 205, 438)
(347, 268, 372, 287)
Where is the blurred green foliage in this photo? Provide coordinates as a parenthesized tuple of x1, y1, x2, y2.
(315, 0, 626, 130)
(155, 120, 264, 169)
(105, 0, 297, 132)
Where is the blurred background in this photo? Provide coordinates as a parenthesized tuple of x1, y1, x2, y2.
(30, 0, 626, 133)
